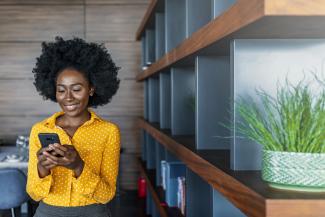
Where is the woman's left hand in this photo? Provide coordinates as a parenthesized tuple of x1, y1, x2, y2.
(43, 143, 84, 177)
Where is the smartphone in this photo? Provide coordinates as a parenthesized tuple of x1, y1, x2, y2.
(38, 133, 63, 157)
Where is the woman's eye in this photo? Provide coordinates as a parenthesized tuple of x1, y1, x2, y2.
(57, 89, 65, 93)
(73, 89, 81, 92)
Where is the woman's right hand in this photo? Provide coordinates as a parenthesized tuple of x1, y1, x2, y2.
(36, 147, 57, 178)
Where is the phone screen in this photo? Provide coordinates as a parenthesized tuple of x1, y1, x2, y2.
(38, 133, 61, 148)
(38, 133, 63, 157)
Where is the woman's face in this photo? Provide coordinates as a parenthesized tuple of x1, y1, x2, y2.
(56, 68, 94, 117)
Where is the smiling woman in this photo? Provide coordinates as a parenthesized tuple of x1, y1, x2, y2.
(26, 37, 121, 217)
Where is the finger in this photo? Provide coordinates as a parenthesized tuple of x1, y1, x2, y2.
(43, 151, 60, 162)
(38, 154, 48, 162)
(45, 157, 58, 166)
(38, 148, 52, 158)
(44, 152, 67, 166)
(51, 156, 71, 167)
(42, 147, 52, 152)
(52, 149, 65, 158)
(37, 147, 48, 156)
(40, 160, 55, 167)
(48, 145, 65, 157)
(52, 143, 68, 152)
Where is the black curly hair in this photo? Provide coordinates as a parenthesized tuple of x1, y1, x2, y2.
(33, 36, 120, 108)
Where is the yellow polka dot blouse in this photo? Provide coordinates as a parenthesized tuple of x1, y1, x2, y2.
(26, 110, 120, 206)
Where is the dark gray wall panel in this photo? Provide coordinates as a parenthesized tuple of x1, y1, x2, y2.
(186, 168, 213, 217)
(148, 77, 160, 122)
(145, 134, 156, 169)
(155, 12, 165, 60)
(212, 0, 236, 18)
(145, 29, 155, 65)
(141, 36, 147, 69)
(159, 71, 171, 129)
(171, 67, 195, 135)
(155, 141, 166, 186)
(186, 0, 212, 37)
(141, 130, 147, 161)
(196, 56, 230, 149)
(165, 0, 186, 52)
(212, 189, 246, 217)
(144, 79, 149, 120)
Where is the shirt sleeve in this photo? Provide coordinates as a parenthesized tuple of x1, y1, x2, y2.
(26, 124, 53, 201)
(72, 124, 121, 204)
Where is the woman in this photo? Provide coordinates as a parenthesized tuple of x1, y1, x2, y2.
(26, 37, 120, 217)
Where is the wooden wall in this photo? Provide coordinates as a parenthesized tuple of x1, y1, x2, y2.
(0, 0, 148, 190)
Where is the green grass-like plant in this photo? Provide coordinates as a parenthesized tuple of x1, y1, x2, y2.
(236, 79, 325, 153)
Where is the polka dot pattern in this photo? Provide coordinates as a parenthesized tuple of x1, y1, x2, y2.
(26, 110, 121, 207)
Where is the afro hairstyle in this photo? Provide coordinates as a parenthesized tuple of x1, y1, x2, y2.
(32, 36, 120, 108)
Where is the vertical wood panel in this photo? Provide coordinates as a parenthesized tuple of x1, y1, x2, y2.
(0, 5, 84, 41)
(95, 80, 144, 116)
(0, 0, 83, 4)
(0, 79, 60, 115)
(86, 5, 147, 41)
(0, 43, 40, 79)
(0, 115, 47, 144)
(119, 153, 140, 189)
(105, 42, 141, 79)
(99, 116, 141, 154)
(0, 42, 141, 79)
(86, 0, 148, 4)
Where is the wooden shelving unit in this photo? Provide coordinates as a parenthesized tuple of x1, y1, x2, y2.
(138, 118, 325, 217)
(136, 1, 325, 217)
(136, 0, 325, 81)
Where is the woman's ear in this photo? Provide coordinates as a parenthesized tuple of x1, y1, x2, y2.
(89, 87, 95, 96)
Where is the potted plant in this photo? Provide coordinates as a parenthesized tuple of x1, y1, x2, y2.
(236, 78, 325, 192)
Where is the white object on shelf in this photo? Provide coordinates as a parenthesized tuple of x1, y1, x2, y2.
(161, 160, 167, 190)
(177, 176, 186, 215)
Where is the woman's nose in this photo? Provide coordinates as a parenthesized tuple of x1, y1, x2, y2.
(66, 90, 74, 101)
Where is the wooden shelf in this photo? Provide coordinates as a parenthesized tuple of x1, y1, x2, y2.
(136, 0, 157, 41)
(138, 118, 325, 217)
(136, 0, 325, 81)
(137, 158, 185, 217)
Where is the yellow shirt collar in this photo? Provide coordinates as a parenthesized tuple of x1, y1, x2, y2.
(44, 109, 102, 129)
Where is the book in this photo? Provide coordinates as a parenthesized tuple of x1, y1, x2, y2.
(161, 160, 167, 190)
(177, 176, 186, 215)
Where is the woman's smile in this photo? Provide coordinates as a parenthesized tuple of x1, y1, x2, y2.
(64, 103, 79, 111)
